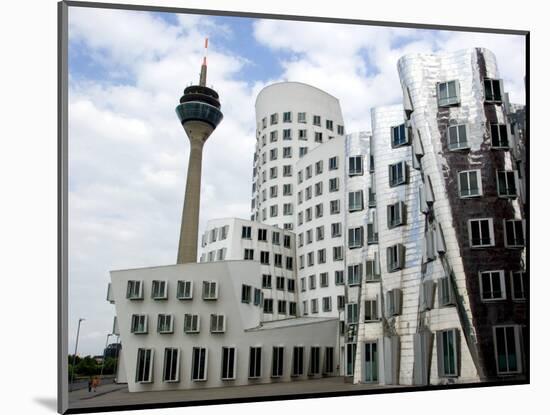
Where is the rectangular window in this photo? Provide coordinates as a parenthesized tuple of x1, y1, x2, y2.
(391, 123, 408, 147)
(163, 348, 180, 382)
(326, 119, 333, 131)
(299, 147, 308, 157)
(348, 227, 364, 249)
(176, 280, 193, 300)
(387, 201, 406, 228)
(254, 288, 262, 306)
(157, 314, 173, 334)
(335, 270, 344, 285)
(202, 281, 218, 300)
(490, 124, 509, 148)
(317, 249, 326, 264)
(283, 184, 292, 196)
(297, 112, 306, 123)
(283, 146, 292, 158)
(272, 347, 284, 377)
(260, 251, 270, 265)
(347, 264, 362, 285)
(329, 177, 339, 192)
(497, 171, 517, 198)
(437, 329, 459, 377)
(241, 226, 252, 239)
(309, 274, 317, 290)
(287, 278, 295, 292)
(364, 299, 379, 322)
(270, 166, 277, 179)
(274, 253, 283, 267)
(283, 111, 292, 123)
(136, 348, 153, 383)
(151, 280, 167, 300)
(184, 314, 200, 333)
(262, 274, 272, 289)
(366, 256, 380, 281)
(320, 272, 329, 287)
(504, 220, 525, 247)
(329, 156, 338, 170)
(191, 347, 208, 381)
(511, 271, 526, 301)
(469, 218, 495, 247)
(276, 276, 285, 290)
(387, 244, 406, 272)
(131, 314, 148, 334)
(368, 187, 376, 207)
(289, 301, 297, 316)
(349, 190, 364, 212)
(126, 280, 143, 300)
(330, 200, 340, 214)
(270, 112, 278, 125)
(309, 347, 321, 375)
(438, 276, 455, 307)
(494, 325, 523, 374)
(437, 80, 460, 106)
(346, 303, 358, 324)
(311, 298, 319, 313)
(389, 161, 407, 187)
(349, 155, 363, 176)
(448, 124, 468, 150)
(315, 181, 323, 196)
(298, 129, 307, 140)
(345, 343, 356, 376)
(333, 246, 343, 261)
(221, 347, 236, 380)
(263, 298, 273, 314)
(302, 299, 308, 314)
(479, 270, 506, 301)
(249, 347, 262, 378)
(331, 222, 342, 237)
(322, 296, 332, 312)
(292, 346, 304, 376)
(314, 132, 323, 143)
(337, 125, 345, 135)
(386, 289, 402, 316)
(337, 295, 345, 310)
(324, 347, 334, 374)
(313, 115, 321, 126)
(286, 256, 293, 270)
(458, 170, 482, 197)
(484, 78, 503, 103)
(283, 165, 292, 176)
(241, 284, 252, 303)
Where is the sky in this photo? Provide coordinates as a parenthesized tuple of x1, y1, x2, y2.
(67, 6, 526, 356)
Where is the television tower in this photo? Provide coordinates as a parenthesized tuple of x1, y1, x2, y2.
(175, 38, 223, 264)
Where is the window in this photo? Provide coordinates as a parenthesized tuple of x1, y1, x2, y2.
(330, 200, 340, 214)
(202, 281, 218, 300)
(437, 80, 460, 106)
(241, 284, 252, 303)
(337, 125, 345, 135)
(364, 299, 379, 322)
(345, 343, 356, 376)
(217, 248, 226, 261)
(337, 295, 345, 310)
(283, 111, 292, 123)
(270, 148, 277, 161)
(298, 112, 307, 123)
(419, 280, 436, 311)
(346, 303, 358, 324)
(298, 129, 307, 140)
(126, 280, 143, 300)
(309, 274, 317, 290)
(479, 270, 506, 301)
(274, 254, 282, 267)
(299, 147, 308, 157)
(387, 201, 406, 228)
(437, 329, 459, 377)
(191, 347, 208, 381)
(366, 257, 380, 281)
(333, 246, 343, 261)
(254, 288, 262, 306)
(318, 249, 326, 264)
(347, 264, 362, 286)
(335, 270, 344, 285)
(458, 170, 482, 197)
(163, 348, 180, 382)
(391, 124, 408, 147)
(322, 296, 332, 312)
(389, 161, 407, 186)
(348, 227, 364, 249)
(249, 347, 262, 378)
(176, 281, 193, 300)
(309, 347, 321, 375)
(270, 112, 278, 125)
(497, 171, 517, 198)
(263, 298, 273, 314)
(260, 251, 270, 265)
(302, 300, 308, 314)
(136, 348, 153, 383)
(316, 226, 325, 241)
(349, 155, 363, 176)
(387, 244, 406, 271)
(184, 314, 200, 333)
(326, 119, 333, 130)
(314, 132, 323, 143)
(331, 222, 342, 237)
(448, 124, 468, 150)
(490, 123, 509, 148)
(311, 298, 319, 313)
(324, 347, 334, 374)
(511, 271, 526, 301)
(270, 166, 277, 179)
(469, 218, 495, 247)
(315, 181, 323, 196)
(157, 314, 174, 333)
(438, 276, 456, 307)
(386, 289, 402, 316)
(349, 190, 364, 212)
(242, 226, 252, 239)
(317, 272, 328, 288)
(278, 300, 287, 314)
(286, 256, 293, 270)
(221, 347, 236, 380)
(283, 184, 292, 196)
(275, 276, 285, 290)
(283, 146, 292, 158)
(329, 177, 339, 192)
(283, 165, 292, 176)
(494, 325, 523, 374)
(131, 314, 147, 334)
(262, 274, 272, 289)
(329, 156, 338, 170)
(287, 278, 295, 292)
(504, 220, 525, 248)
(292, 346, 304, 376)
(289, 301, 297, 316)
(272, 347, 284, 377)
(484, 78, 502, 103)
(262, 117, 267, 129)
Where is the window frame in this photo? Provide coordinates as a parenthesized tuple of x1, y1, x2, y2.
(162, 347, 180, 383)
(479, 270, 507, 301)
(135, 348, 154, 383)
(221, 346, 237, 380)
(458, 169, 483, 198)
(447, 124, 469, 150)
(468, 218, 495, 248)
(437, 80, 460, 107)
(191, 347, 208, 381)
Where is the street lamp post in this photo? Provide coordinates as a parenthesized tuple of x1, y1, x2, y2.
(71, 318, 85, 385)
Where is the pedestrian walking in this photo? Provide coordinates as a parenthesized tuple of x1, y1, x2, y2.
(87, 377, 92, 393)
